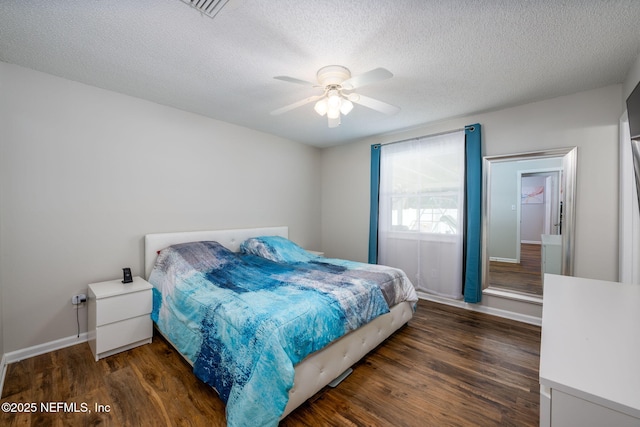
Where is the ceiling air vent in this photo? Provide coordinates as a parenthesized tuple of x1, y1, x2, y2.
(179, 0, 230, 19)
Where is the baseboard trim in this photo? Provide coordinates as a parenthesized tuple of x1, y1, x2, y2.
(0, 353, 7, 397)
(4, 333, 88, 366)
(417, 292, 542, 326)
(1, 333, 88, 396)
(489, 256, 518, 263)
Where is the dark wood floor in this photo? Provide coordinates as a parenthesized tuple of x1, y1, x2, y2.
(1, 300, 541, 426)
(488, 243, 543, 296)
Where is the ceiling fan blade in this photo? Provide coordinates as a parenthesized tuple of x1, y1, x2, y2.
(342, 68, 393, 90)
(270, 94, 324, 115)
(352, 94, 400, 115)
(273, 75, 315, 86)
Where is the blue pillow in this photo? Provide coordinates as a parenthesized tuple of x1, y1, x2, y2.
(240, 236, 317, 263)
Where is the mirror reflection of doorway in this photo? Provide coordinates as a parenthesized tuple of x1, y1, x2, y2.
(488, 168, 562, 296)
(521, 171, 561, 243)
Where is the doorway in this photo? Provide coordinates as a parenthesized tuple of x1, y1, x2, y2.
(518, 170, 561, 250)
(488, 167, 562, 296)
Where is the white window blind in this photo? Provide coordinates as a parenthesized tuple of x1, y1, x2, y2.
(378, 130, 465, 298)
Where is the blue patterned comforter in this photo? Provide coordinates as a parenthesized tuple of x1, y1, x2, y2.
(149, 238, 417, 427)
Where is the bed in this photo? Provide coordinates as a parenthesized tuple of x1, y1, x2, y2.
(144, 226, 417, 426)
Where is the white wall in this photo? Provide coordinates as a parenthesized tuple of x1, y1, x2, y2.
(321, 84, 622, 318)
(0, 63, 322, 353)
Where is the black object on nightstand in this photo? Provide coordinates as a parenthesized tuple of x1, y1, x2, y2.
(122, 267, 133, 283)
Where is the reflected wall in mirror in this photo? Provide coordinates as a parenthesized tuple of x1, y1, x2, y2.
(482, 147, 577, 300)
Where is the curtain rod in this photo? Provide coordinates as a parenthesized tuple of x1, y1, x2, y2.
(372, 127, 468, 148)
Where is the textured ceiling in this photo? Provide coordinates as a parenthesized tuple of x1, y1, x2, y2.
(1, 1, 639, 147)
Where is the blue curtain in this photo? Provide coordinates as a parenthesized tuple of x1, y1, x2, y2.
(463, 124, 482, 303)
(368, 144, 381, 264)
(369, 124, 482, 303)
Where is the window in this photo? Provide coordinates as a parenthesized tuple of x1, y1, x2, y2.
(376, 130, 466, 298)
(370, 124, 482, 303)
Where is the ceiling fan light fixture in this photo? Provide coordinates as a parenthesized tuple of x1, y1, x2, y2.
(325, 89, 341, 119)
(327, 106, 341, 119)
(314, 99, 328, 116)
(340, 99, 353, 115)
(271, 65, 397, 127)
(327, 90, 341, 108)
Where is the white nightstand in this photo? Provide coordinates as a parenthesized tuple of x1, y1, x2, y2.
(87, 276, 153, 361)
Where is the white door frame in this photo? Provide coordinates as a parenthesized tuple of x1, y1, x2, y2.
(517, 167, 562, 263)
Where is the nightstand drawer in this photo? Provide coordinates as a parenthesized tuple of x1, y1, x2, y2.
(95, 315, 152, 354)
(95, 289, 152, 326)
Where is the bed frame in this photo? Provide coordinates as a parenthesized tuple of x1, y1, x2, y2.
(144, 226, 414, 418)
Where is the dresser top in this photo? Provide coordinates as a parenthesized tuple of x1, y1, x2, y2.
(88, 276, 152, 299)
(540, 274, 640, 418)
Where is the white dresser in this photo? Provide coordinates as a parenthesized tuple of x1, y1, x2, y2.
(87, 276, 153, 361)
(539, 274, 640, 426)
(541, 234, 562, 275)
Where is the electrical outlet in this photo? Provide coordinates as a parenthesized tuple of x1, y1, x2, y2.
(72, 294, 87, 305)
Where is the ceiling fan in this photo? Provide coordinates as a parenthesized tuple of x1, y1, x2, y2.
(270, 65, 400, 128)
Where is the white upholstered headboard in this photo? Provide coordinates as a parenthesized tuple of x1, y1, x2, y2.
(144, 226, 288, 279)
